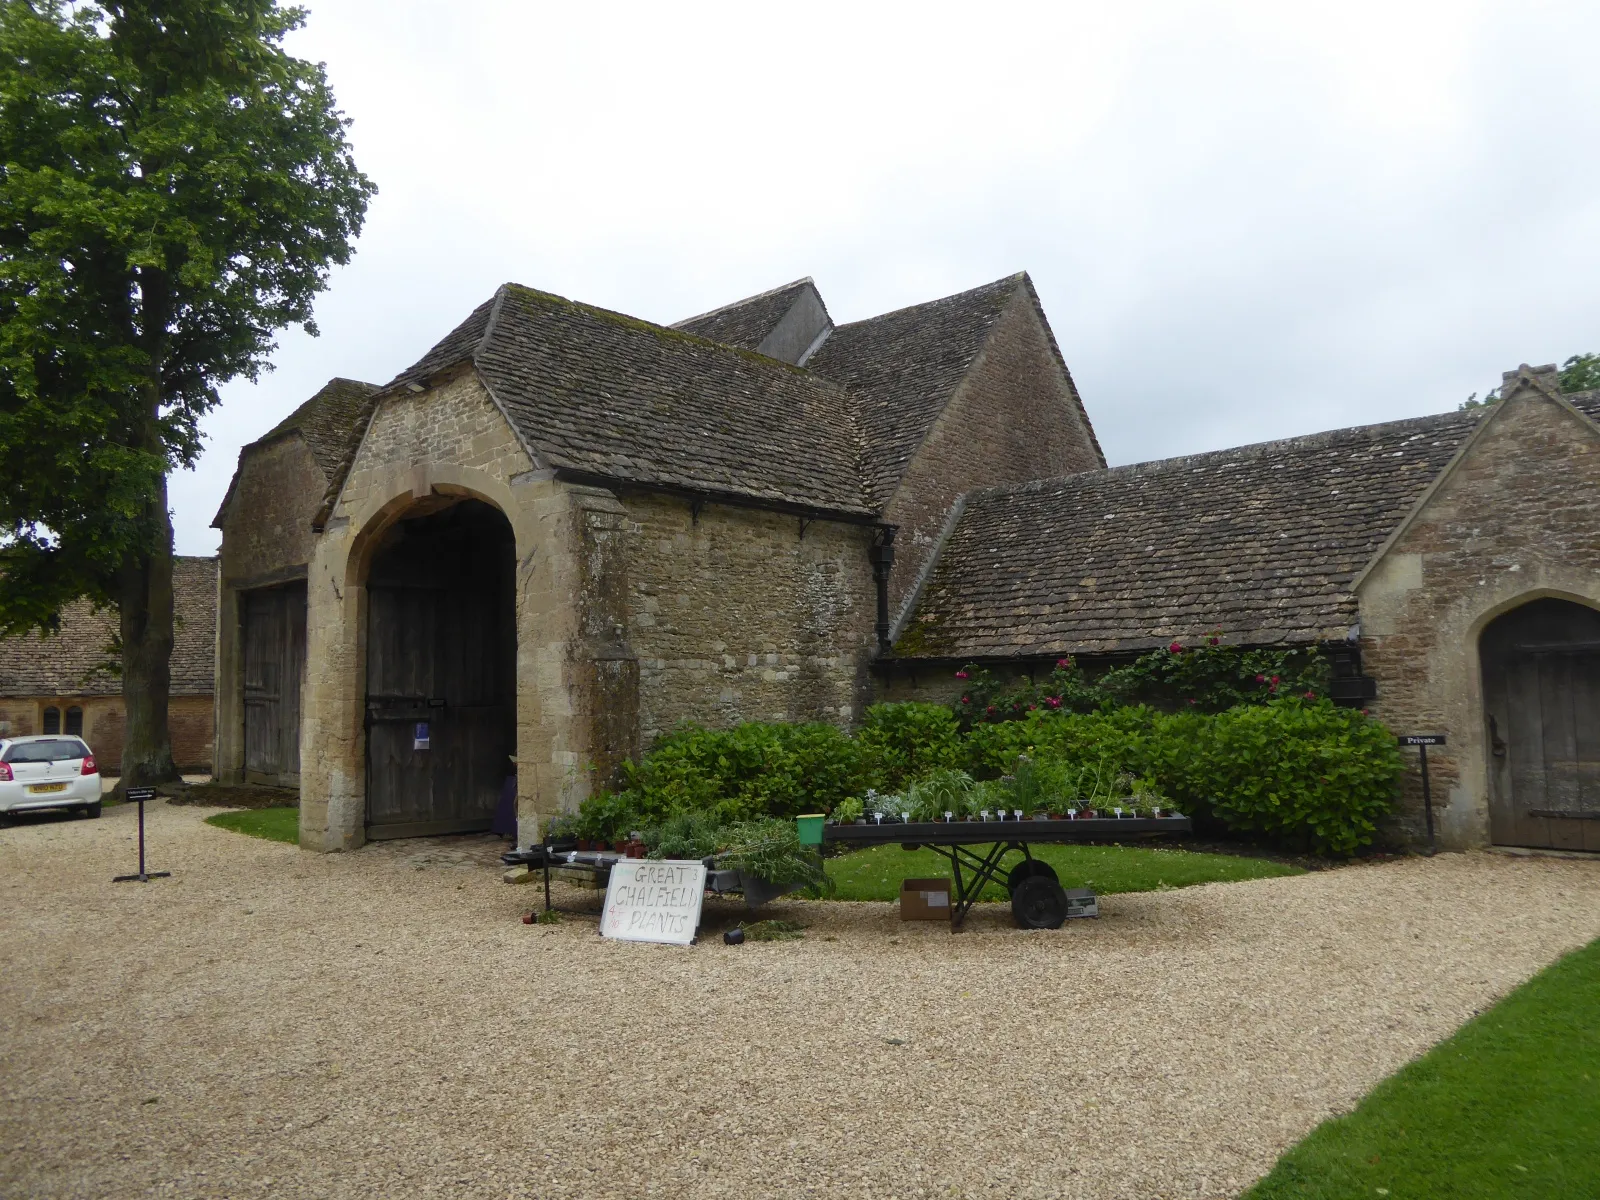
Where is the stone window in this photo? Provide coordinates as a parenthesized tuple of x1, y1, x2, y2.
(42, 706, 60, 734)
(65, 706, 83, 736)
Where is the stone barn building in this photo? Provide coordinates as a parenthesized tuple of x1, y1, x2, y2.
(215, 270, 1600, 856)
(0, 555, 218, 772)
(888, 365, 1600, 853)
(214, 275, 1100, 848)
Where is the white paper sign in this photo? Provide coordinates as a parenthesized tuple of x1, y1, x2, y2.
(600, 860, 706, 946)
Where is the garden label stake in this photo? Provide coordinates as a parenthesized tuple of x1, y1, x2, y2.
(1402, 734, 1447, 856)
(113, 788, 171, 883)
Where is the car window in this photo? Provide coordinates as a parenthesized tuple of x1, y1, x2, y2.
(2, 739, 89, 763)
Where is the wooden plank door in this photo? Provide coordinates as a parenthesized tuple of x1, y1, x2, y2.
(365, 584, 444, 836)
(363, 499, 515, 839)
(1483, 600, 1600, 851)
(242, 583, 307, 785)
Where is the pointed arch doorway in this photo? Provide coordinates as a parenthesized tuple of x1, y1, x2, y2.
(1480, 598, 1600, 851)
(364, 498, 517, 839)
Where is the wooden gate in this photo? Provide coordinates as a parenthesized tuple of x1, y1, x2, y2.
(242, 582, 307, 786)
(364, 501, 516, 840)
(1481, 598, 1600, 851)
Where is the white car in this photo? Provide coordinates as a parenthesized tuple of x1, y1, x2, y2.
(0, 735, 102, 820)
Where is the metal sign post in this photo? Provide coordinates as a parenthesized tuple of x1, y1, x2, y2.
(113, 787, 171, 883)
(1401, 735, 1447, 856)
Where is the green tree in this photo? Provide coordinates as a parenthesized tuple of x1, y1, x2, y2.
(1460, 352, 1600, 410)
(1558, 351, 1600, 393)
(0, 1, 373, 787)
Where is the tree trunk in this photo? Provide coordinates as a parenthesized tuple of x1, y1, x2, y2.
(117, 471, 180, 790)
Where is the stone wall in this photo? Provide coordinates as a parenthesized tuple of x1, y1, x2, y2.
(886, 291, 1103, 623)
(213, 435, 326, 784)
(614, 491, 880, 748)
(1357, 374, 1600, 848)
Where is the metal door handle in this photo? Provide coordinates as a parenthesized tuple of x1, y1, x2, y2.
(1489, 714, 1507, 758)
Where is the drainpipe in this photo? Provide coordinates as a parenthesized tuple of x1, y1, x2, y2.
(869, 527, 897, 655)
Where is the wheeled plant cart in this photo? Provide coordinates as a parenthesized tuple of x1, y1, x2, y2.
(823, 816, 1192, 930)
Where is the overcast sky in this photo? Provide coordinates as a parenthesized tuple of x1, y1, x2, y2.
(171, 0, 1600, 555)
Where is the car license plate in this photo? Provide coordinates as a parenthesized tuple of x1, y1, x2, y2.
(28, 783, 67, 794)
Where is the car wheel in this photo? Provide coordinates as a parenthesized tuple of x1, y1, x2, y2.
(84, 801, 102, 819)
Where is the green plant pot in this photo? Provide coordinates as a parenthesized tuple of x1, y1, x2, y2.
(795, 814, 825, 847)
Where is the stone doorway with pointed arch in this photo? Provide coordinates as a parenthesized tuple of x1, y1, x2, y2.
(1480, 597, 1600, 851)
(363, 497, 517, 840)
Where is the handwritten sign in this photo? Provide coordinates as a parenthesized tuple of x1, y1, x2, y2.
(1401, 734, 1446, 747)
(600, 860, 706, 946)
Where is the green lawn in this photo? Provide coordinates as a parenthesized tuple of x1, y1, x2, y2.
(204, 806, 299, 845)
(1245, 937, 1600, 1200)
(824, 841, 1302, 901)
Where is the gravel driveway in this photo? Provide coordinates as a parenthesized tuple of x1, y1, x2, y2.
(3, 800, 1598, 1200)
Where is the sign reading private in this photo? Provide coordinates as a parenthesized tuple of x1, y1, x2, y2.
(1401, 734, 1447, 747)
(600, 860, 706, 946)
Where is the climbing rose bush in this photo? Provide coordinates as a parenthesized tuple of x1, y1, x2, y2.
(952, 637, 1330, 725)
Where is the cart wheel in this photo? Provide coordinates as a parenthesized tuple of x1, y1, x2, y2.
(1006, 858, 1059, 892)
(1011, 875, 1068, 929)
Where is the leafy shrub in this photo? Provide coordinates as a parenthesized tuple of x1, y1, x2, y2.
(856, 702, 963, 787)
(565, 694, 1401, 859)
(960, 700, 1399, 853)
(618, 720, 868, 827)
(1159, 698, 1403, 856)
(965, 706, 1160, 779)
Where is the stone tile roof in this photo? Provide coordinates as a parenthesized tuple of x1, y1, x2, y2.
(261, 377, 380, 482)
(896, 398, 1600, 659)
(805, 274, 1078, 505)
(0, 557, 218, 697)
(213, 378, 378, 528)
(387, 284, 875, 516)
(672, 278, 821, 351)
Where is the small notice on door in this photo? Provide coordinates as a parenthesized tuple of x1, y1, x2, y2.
(600, 860, 706, 946)
(413, 722, 430, 750)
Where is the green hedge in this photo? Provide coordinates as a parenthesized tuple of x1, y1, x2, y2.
(564, 698, 1403, 858)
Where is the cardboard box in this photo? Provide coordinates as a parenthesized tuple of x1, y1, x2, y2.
(1064, 887, 1099, 919)
(900, 877, 952, 920)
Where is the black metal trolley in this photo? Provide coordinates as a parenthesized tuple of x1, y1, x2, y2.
(824, 815, 1192, 930)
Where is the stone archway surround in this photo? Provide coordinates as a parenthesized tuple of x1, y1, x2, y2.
(299, 454, 584, 851)
(1361, 573, 1600, 851)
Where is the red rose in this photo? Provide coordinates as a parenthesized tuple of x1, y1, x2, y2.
(961, 696, 971, 704)
(1304, 691, 1316, 700)
(955, 670, 969, 680)
(986, 705, 996, 714)
(1169, 641, 1183, 653)
(1047, 696, 1062, 708)
(1270, 675, 1280, 684)
(1055, 658, 1072, 668)
(1208, 636, 1219, 645)
(1255, 674, 1266, 683)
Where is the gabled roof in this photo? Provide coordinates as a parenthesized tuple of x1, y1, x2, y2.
(212, 378, 378, 528)
(804, 274, 1033, 505)
(0, 557, 218, 698)
(896, 395, 1600, 659)
(672, 278, 824, 352)
(385, 284, 874, 517)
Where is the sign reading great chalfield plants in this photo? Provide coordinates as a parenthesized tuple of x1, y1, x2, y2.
(600, 861, 706, 946)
